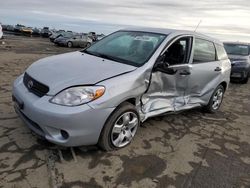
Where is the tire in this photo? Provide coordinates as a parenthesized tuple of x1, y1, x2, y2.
(67, 41, 73, 48)
(98, 102, 140, 151)
(203, 85, 225, 113)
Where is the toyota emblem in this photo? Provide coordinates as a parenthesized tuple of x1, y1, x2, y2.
(27, 80, 33, 89)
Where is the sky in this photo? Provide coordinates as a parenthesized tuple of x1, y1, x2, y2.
(1, 0, 250, 42)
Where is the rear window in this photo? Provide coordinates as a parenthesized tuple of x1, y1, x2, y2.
(215, 44, 228, 60)
(193, 38, 216, 63)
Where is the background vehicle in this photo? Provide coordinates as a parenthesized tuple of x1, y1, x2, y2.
(97, 34, 105, 41)
(20, 27, 33, 35)
(224, 42, 250, 83)
(66, 35, 93, 48)
(14, 24, 25, 32)
(40, 27, 51, 37)
(32, 28, 40, 36)
(6, 25, 15, 32)
(88, 32, 97, 41)
(53, 32, 74, 46)
(49, 30, 65, 42)
(13, 28, 230, 151)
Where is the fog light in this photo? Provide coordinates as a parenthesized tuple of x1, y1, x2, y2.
(60, 130, 69, 139)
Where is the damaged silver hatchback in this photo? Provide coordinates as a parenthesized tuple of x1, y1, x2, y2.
(13, 27, 231, 150)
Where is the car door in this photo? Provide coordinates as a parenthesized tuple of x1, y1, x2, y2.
(185, 37, 222, 107)
(73, 35, 81, 46)
(78, 36, 87, 47)
(141, 36, 193, 117)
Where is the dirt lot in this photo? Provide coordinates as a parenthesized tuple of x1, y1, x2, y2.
(0, 36, 250, 188)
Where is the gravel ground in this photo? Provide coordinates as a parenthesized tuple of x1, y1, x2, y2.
(0, 36, 250, 188)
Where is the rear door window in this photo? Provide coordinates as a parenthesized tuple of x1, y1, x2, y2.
(215, 44, 228, 60)
(193, 38, 216, 63)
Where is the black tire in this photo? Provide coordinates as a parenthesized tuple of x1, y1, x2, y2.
(98, 102, 140, 151)
(203, 85, 225, 113)
(67, 41, 73, 48)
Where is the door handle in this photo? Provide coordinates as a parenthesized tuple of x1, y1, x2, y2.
(179, 70, 191, 75)
(214, 67, 222, 72)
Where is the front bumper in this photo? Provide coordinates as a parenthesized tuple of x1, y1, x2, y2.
(230, 66, 249, 81)
(12, 75, 115, 147)
(54, 41, 67, 46)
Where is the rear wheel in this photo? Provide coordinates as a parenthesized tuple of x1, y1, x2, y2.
(67, 41, 73, 48)
(98, 102, 140, 151)
(204, 85, 225, 113)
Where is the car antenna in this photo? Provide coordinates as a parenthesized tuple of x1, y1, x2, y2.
(194, 20, 202, 32)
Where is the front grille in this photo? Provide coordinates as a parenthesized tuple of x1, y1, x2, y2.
(23, 73, 49, 97)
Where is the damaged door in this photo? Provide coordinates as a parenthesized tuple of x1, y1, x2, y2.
(141, 36, 193, 118)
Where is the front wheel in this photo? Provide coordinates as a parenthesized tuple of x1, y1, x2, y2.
(98, 102, 140, 151)
(204, 85, 225, 113)
(67, 41, 73, 48)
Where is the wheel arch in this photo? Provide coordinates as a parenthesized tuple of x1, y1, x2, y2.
(220, 81, 227, 91)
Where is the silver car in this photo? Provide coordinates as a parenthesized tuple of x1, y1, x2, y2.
(66, 35, 93, 48)
(12, 27, 231, 150)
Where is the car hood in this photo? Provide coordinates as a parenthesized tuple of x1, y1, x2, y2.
(26, 51, 137, 95)
(228, 54, 249, 62)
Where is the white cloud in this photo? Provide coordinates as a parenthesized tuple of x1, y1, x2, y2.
(1, 0, 250, 42)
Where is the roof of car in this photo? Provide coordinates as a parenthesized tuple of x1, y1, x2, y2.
(122, 27, 223, 45)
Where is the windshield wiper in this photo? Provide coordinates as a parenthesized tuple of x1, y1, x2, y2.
(83, 50, 102, 57)
(83, 50, 135, 64)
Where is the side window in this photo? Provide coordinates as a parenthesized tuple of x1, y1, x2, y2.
(164, 37, 192, 65)
(193, 38, 216, 63)
(215, 44, 228, 60)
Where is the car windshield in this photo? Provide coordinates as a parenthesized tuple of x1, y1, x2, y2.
(62, 32, 74, 38)
(224, 43, 249, 56)
(83, 31, 166, 67)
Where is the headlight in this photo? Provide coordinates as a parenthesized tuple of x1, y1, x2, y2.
(50, 86, 105, 106)
(232, 60, 248, 67)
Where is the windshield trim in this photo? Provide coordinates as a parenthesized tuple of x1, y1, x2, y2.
(81, 30, 167, 67)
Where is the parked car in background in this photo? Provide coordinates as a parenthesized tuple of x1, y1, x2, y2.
(13, 27, 231, 150)
(97, 34, 105, 41)
(20, 27, 33, 35)
(14, 24, 25, 32)
(224, 42, 250, 83)
(66, 35, 93, 48)
(88, 32, 97, 41)
(49, 30, 65, 42)
(1, 24, 8, 31)
(54, 32, 74, 46)
(40, 27, 51, 37)
(6, 25, 15, 32)
(0, 23, 3, 39)
(32, 28, 40, 36)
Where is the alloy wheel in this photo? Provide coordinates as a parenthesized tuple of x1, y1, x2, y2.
(212, 88, 223, 110)
(111, 112, 139, 148)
